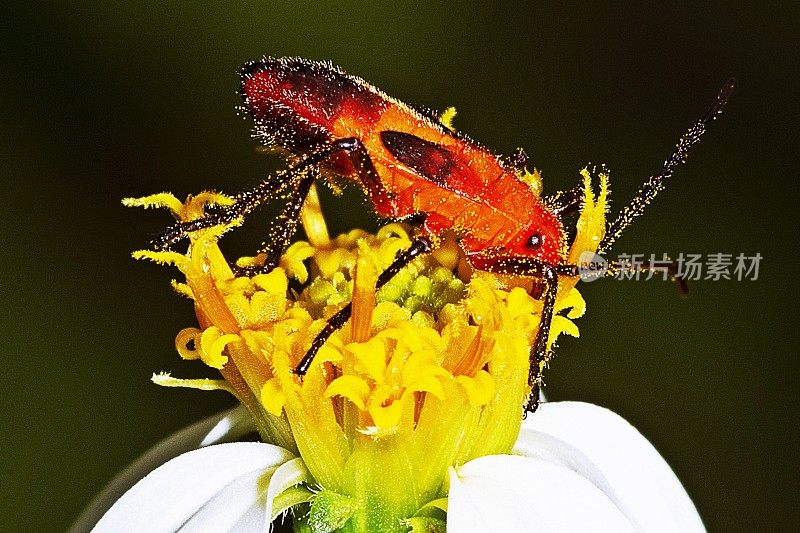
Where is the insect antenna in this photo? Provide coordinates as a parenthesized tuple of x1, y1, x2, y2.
(598, 79, 735, 255)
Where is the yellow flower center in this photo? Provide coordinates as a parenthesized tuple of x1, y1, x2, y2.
(126, 170, 608, 530)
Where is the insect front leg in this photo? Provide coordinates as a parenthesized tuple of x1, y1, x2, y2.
(244, 136, 395, 275)
(345, 137, 396, 216)
(235, 167, 318, 276)
(149, 170, 288, 251)
(294, 235, 434, 377)
(149, 137, 362, 252)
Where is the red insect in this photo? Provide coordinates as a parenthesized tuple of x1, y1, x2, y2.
(154, 57, 732, 411)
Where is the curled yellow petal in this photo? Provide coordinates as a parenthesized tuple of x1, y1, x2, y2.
(550, 315, 580, 344)
(557, 288, 587, 319)
(346, 337, 389, 382)
(175, 327, 202, 361)
(280, 241, 317, 283)
(325, 375, 370, 410)
(404, 374, 446, 400)
(252, 268, 289, 295)
(368, 393, 404, 430)
(316, 343, 345, 366)
(198, 326, 239, 369)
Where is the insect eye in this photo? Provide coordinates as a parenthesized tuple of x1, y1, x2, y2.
(526, 232, 543, 249)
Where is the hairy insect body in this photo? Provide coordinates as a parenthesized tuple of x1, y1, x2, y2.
(241, 57, 565, 266)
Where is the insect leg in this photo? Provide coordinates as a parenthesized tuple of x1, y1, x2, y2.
(241, 136, 394, 274)
(149, 171, 287, 251)
(235, 168, 318, 276)
(294, 235, 434, 377)
(480, 248, 691, 413)
(346, 137, 396, 216)
(598, 80, 735, 254)
(476, 257, 559, 413)
(150, 138, 361, 251)
(526, 263, 559, 413)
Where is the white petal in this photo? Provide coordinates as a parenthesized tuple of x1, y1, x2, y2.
(448, 455, 635, 533)
(70, 406, 256, 532)
(178, 469, 270, 532)
(177, 457, 312, 533)
(92, 442, 294, 533)
(514, 401, 704, 532)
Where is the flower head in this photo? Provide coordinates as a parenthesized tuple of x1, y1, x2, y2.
(116, 171, 605, 530)
(83, 171, 701, 532)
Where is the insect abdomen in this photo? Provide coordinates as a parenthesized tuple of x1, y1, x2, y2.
(241, 57, 388, 153)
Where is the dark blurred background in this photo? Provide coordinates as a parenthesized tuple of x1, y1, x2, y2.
(2, 2, 797, 531)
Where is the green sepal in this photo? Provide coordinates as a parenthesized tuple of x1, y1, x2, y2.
(308, 490, 359, 533)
